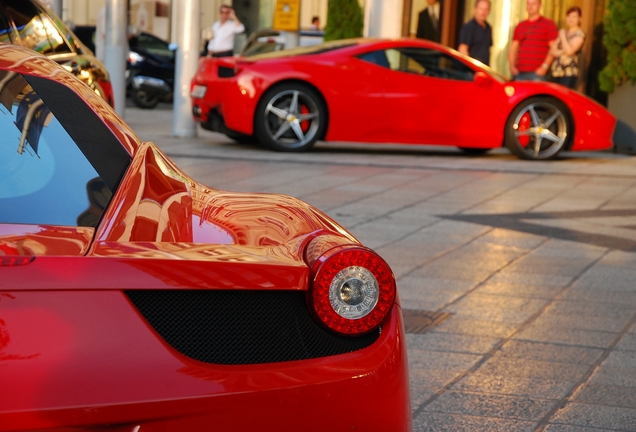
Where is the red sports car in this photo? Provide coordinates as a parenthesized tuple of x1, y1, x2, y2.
(0, 45, 411, 430)
(191, 38, 616, 160)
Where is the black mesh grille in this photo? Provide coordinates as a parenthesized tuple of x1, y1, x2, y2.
(218, 66, 235, 77)
(126, 290, 380, 365)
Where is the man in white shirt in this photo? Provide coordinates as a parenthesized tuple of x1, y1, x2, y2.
(207, 5, 245, 57)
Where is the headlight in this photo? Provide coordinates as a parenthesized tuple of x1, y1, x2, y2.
(191, 85, 207, 98)
(128, 51, 144, 65)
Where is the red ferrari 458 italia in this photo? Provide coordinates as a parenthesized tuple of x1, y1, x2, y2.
(0, 45, 411, 431)
(191, 38, 616, 160)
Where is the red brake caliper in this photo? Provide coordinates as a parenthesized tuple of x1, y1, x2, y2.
(300, 105, 310, 133)
(518, 112, 531, 146)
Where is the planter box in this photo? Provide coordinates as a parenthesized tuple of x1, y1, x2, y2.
(608, 82, 636, 154)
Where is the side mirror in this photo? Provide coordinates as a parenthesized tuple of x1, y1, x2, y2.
(474, 71, 492, 87)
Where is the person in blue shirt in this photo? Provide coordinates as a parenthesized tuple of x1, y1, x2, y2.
(458, 0, 493, 66)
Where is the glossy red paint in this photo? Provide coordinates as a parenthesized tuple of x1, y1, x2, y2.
(191, 38, 616, 156)
(0, 291, 410, 431)
(0, 44, 411, 430)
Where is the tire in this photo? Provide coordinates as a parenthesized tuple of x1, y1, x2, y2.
(254, 83, 327, 152)
(131, 89, 161, 109)
(504, 96, 572, 160)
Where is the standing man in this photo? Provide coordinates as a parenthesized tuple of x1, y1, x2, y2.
(458, 0, 492, 65)
(416, 0, 442, 43)
(508, 0, 558, 81)
(207, 4, 245, 58)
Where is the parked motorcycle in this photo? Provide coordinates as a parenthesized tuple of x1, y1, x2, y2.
(73, 26, 175, 109)
(127, 33, 175, 109)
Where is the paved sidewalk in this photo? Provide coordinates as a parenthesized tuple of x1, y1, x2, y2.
(126, 106, 636, 431)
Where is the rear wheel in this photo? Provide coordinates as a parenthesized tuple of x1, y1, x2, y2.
(254, 83, 326, 152)
(504, 97, 572, 160)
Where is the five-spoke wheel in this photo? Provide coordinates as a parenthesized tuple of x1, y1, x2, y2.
(255, 83, 326, 151)
(505, 97, 572, 160)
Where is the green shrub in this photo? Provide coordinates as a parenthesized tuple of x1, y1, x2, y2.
(324, 0, 364, 41)
(599, 0, 636, 92)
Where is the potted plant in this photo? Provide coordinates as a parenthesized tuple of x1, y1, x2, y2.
(324, 0, 364, 41)
(599, 0, 636, 150)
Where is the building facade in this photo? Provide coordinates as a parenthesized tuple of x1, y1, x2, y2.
(60, 0, 607, 98)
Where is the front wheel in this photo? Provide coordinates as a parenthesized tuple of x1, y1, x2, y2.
(254, 83, 327, 152)
(131, 89, 161, 109)
(504, 97, 572, 160)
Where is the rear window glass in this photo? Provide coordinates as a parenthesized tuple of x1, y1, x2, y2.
(0, 71, 108, 227)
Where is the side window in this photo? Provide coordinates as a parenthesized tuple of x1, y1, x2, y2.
(3, 1, 72, 55)
(383, 48, 475, 82)
(0, 71, 110, 227)
(357, 50, 390, 69)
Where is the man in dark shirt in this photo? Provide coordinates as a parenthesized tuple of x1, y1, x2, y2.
(458, 0, 492, 65)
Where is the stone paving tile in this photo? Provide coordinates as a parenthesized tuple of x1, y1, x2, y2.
(569, 266, 636, 292)
(597, 250, 636, 269)
(548, 402, 636, 430)
(408, 349, 483, 372)
(398, 282, 472, 311)
(543, 424, 617, 431)
(600, 350, 636, 368)
(472, 228, 546, 250)
(475, 281, 565, 300)
(588, 365, 636, 388)
(409, 384, 437, 413)
(497, 340, 604, 365)
(412, 412, 537, 432)
(528, 239, 609, 259)
(422, 391, 555, 422)
(573, 384, 636, 409)
(411, 263, 496, 283)
(444, 293, 549, 324)
(407, 332, 501, 355)
(617, 333, 636, 351)
(545, 299, 635, 318)
(513, 325, 618, 348)
(559, 286, 636, 306)
(505, 255, 600, 277)
(475, 355, 591, 382)
(409, 368, 467, 397)
(452, 373, 575, 400)
(529, 313, 630, 333)
(433, 317, 518, 338)
(487, 271, 574, 288)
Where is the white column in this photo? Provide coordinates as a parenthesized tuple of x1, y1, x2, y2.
(48, 0, 63, 18)
(104, 0, 128, 116)
(172, 0, 200, 137)
(364, 0, 403, 38)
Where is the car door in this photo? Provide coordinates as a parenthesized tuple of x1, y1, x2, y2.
(380, 47, 505, 147)
(320, 51, 392, 143)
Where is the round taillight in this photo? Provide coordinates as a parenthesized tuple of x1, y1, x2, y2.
(308, 246, 396, 335)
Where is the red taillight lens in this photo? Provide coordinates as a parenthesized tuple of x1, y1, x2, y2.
(308, 245, 396, 335)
